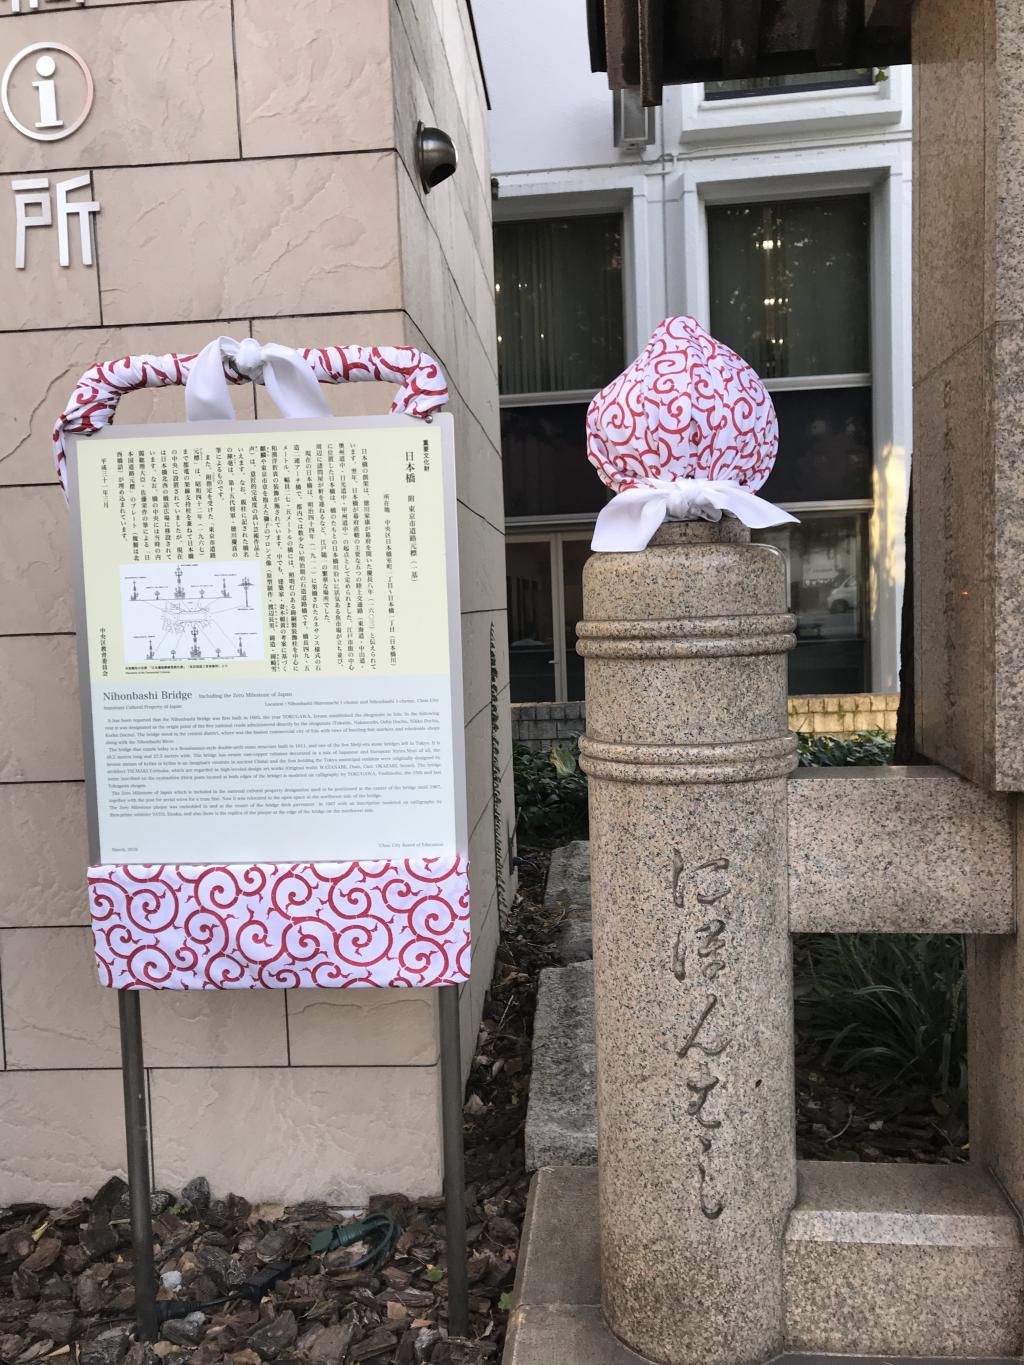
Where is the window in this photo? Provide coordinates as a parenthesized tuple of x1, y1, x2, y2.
(755, 512, 869, 695)
(704, 71, 876, 101)
(507, 533, 592, 703)
(496, 213, 626, 702)
(495, 214, 624, 526)
(708, 194, 872, 693)
(707, 197, 869, 381)
(501, 404, 608, 519)
(495, 215, 624, 396)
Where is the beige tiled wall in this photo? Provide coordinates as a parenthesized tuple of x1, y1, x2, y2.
(785, 694, 901, 737)
(0, 0, 506, 1203)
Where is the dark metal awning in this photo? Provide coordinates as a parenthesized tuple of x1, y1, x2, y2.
(587, 0, 912, 106)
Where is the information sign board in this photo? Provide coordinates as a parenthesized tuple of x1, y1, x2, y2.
(68, 414, 465, 862)
(66, 415, 469, 991)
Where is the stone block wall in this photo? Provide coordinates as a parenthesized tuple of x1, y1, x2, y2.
(511, 696, 900, 752)
(0, 0, 509, 1205)
(786, 694, 900, 737)
(511, 702, 587, 751)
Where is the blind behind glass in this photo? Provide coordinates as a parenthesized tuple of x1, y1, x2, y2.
(704, 71, 874, 100)
(708, 196, 870, 379)
(494, 215, 625, 395)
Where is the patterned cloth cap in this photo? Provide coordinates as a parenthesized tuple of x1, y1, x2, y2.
(586, 316, 779, 493)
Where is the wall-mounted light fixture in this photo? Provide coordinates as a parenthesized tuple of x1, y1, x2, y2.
(417, 122, 458, 193)
(613, 88, 656, 149)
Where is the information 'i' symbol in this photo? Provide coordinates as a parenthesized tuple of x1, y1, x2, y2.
(32, 54, 62, 130)
(2, 44, 94, 144)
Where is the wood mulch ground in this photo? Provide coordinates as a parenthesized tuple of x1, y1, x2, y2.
(0, 844, 963, 1365)
(795, 1052, 967, 1165)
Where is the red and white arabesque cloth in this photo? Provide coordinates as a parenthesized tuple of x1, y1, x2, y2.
(53, 341, 448, 494)
(88, 859, 470, 990)
(586, 315, 797, 550)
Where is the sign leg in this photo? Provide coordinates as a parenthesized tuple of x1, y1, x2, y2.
(438, 984, 469, 1338)
(118, 989, 159, 1342)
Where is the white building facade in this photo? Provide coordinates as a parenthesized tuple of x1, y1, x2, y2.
(476, 0, 912, 704)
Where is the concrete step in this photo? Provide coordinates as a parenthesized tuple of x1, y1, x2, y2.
(523, 962, 596, 1170)
(505, 1165, 1023, 1364)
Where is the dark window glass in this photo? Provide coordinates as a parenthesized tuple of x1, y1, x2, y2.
(501, 404, 610, 519)
(507, 541, 555, 703)
(494, 215, 625, 394)
(754, 511, 869, 694)
(759, 386, 872, 504)
(708, 196, 870, 379)
(561, 539, 590, 702)
(704, 71, 875, 100)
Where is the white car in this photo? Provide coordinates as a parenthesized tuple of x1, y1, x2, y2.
(827, 575, 857, 614)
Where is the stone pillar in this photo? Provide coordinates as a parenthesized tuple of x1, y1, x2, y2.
(913, 0, 1024, 1222)
(577, 520, 797, 1365)
(911, 0, 1024, 791)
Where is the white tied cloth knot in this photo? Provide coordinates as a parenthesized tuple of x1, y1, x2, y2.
(186, 336, 331, 422)
(592, 479, 798, 553)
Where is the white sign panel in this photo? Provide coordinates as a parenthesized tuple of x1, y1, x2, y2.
(67, 416, 467, 867)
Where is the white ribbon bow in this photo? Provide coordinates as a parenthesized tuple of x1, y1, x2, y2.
(592, 479, 798, 553)
(185, 336, 331, 422)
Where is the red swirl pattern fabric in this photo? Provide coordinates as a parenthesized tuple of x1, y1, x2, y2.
(89, 859, 470, 990)
(586, 316, 778, 493)
(52, 344, 448, 495)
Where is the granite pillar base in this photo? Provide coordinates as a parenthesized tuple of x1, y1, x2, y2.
(504, 1166, 1023, 1365)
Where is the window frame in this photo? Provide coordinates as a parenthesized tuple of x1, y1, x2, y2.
(493, 194, 638, 410)
(494, 200, 632, 530)
(506, 528, 595, 704)
(494, 211, 629, 402)
(704, 186, 876, 693)
(674, 150, 910, 693)
(754, 506, 874, 694)
(703, 70, 877, 102)
(678, 64, 910, 147)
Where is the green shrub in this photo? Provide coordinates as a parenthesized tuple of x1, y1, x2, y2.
(793, 932, 967, 1111)
(513, 727, 894, 846)
(513, 739, 588, 847)
(796, 728, 894, 767)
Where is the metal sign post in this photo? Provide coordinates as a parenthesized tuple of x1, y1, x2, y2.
(117, 986, 468, 1342)
(438, 984, 469, 1339)
(117, 991, 159, 1341)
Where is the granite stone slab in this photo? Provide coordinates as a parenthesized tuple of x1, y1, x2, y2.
(513, 1167, 602, 1308)
(540, 765, 1016, 943)
(544, 840, 593, 963)
(505, 1309, 1020, 1365)
(785, 1161, 1023, 1357)
(506, 1165, 1023, 1365)
(523, 964, 597, 1170)
(788, 767, 1014, 934)
(912, 0, 1024, 791)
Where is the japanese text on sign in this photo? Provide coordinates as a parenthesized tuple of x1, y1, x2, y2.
(79, 428, 447, 683)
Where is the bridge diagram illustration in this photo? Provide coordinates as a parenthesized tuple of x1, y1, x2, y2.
(119, 560, 264, 665)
